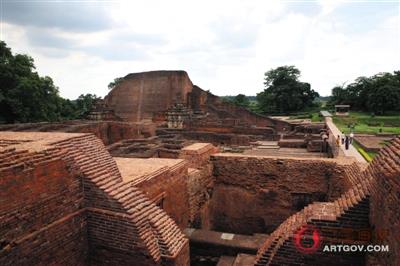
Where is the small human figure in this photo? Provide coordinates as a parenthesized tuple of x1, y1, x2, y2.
(345, 135, 350, 150)
(341, 132, 345, 145)
(336, 135, 340, 146)
(349, 132, 354, 144)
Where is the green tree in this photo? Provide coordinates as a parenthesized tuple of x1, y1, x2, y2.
(74, 93, 100, 118)
(232, 94, 250, 107)
(328, 71, 400, 114)
(108, 77, 124, 90)
(0, 41, 67, 123)
(365, 73, 400, 114)
(256, 66, 319, 114)
(0, 41, 100, 123)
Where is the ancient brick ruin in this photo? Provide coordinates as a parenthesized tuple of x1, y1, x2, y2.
(1, 70, 399, 266)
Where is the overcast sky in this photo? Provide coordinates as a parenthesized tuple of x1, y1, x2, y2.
(1, 0, 399, 99)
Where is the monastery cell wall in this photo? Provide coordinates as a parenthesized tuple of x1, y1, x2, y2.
(209, 155, 354, 234)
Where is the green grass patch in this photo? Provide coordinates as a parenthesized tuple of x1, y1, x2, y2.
(289, 112, 324, 122)
(333, 112, 400, 134)
(352, 140, 377, 161)
(357, 147, 373, 162)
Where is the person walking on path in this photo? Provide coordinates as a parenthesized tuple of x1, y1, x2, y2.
(341, 132, 345, 145)
(350, 132, 354, 144)
(345, 135, 350, 150)
(336, 135, 340, 147)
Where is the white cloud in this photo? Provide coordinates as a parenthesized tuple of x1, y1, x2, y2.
(1, 0, 399, 99)
(317, 0, 348, 16)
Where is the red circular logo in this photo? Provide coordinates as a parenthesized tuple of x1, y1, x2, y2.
(293, 225, 322, 254)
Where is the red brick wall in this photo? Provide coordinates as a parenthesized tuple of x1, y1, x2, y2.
(86, 208, 159, 265)
(179, 144, 218, 227)
(0, 211, 88, 266)
(0, 120, 156, 145)
(179, 143, 219, 169)
(368, 138, 400, 266)
(1, 133, 189, 266)
(190, 85, 293, 131)
(0, 155, 87, 265)
(209, 155, 352, 234)
(64, 121, 155, 145)
(254, 138, 400, 266)
(135, 162, 190, 229)
(162, 241, 191, 266)
(105, 71, 193, 122)
(186, 166, 214, 228)
(54, 134, 189, 265)
(180, 131, 277, 145)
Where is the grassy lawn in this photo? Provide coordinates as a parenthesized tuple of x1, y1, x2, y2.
(333, 112, 400, 134)
(289, 112, 324, 122)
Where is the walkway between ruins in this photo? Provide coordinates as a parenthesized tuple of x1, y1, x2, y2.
(324, 116, 366, 163)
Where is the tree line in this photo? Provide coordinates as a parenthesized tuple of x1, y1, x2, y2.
(0, 41, 99, 123)
(226, 66, 400, 116)
(224, 65, 320, 114)
(327, 72, 400, 115)
(1, 40, 399, 124)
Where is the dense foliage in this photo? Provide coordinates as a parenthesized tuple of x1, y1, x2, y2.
(328, 71, 400, 114)
(0, 41, 99, 123)
(256, 66, 319, 114)
(108, 77, 124, 90)
(221, 94, 262, 113)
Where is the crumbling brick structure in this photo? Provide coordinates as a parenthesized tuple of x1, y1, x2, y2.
(0, 120, 156, 145)
(179, 143, 219, 227)
(209, 155, 358, 235)
(1, 127, 398, 266)
(105, 71, 193, 122)
(0, 132, 189, 266)
(104, 71, 292, 136)
(188, 85, 292, 132)
(115, 157, 190, 228)
(252, 137, 400, 266)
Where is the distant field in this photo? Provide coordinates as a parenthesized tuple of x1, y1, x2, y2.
(333, 112, 400, 134)
(288, 112, 324, 122)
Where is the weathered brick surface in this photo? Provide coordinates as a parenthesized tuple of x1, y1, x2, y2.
(0, 120, 156, 145)
(254, 182, 371, 265)
(190, 85, 292, 131)
(210, 154, 353, 234)
(106, 71, 193, 122)
(368, 137, 400, 266)
(53, 134, 189, 265)
(181, 131, 276, 145)
(179, 143, 218, 227)
(0, 132, 189, 266)
(116, 157, 190, 228)
(0, 158, 83, 241)
(0, 211, 88, 266)
(253, 137, 400, 266)
(0, 141, 87, 265)
(179, 143, 219, 169)
(187, 166, 214, 228)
